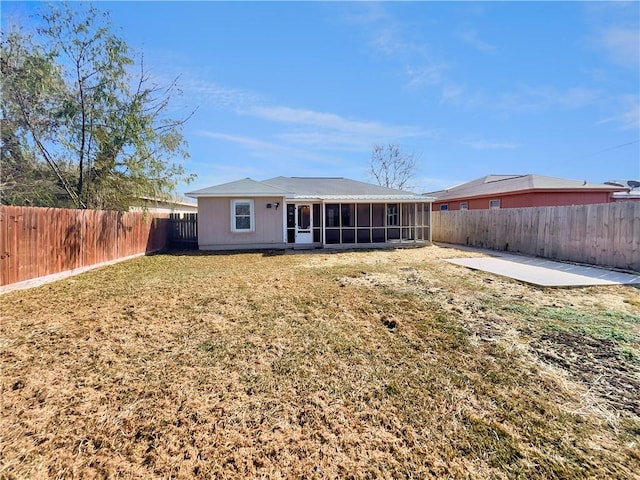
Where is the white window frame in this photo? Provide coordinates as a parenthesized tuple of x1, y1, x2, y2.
(231, 199, 255, 232)
(489, 199, 501, 210)
(460, 202, 468, 210)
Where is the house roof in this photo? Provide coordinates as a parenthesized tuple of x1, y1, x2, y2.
(137, 195, 198, 208)
(426, 174, 628, 202)
(263, 176, 421, 198)
(187, 176, 433, 202)
(186, 178, 290, 198)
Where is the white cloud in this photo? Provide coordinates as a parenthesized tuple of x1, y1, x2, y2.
(340, 2, 447, 92)
(583, 2, 639, 69)
(620, 101, 640, 130)
(369, 25, 406, 57)
(163, 53, 434, 155)
(558, 87, 603, 109)
(443, 84, 603, 114)
(405, 64, 448, 88)
(195, 130, 343, 165)
(245, 106, 432, 146)
(597, 96, 640, 130)
(196, 102, 437, 168)
(181, 76, 262, 110)
(196, 131, 280, 151)
(598, 27, 640, 69)
(454, 28, 496, 53)
(440, 84, 466, 103)
(145, 66, 263, 115)
(462, 138, 522, 150)
(340, 2, 389, 26)
(514, 86, 602, 111)
(342, 4, 424, 60)
(277, 132, 371, 151)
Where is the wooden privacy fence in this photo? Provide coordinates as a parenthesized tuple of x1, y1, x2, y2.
(0, 206, 169, 289)
(168, 213, 198, 246)
(432, 202, 640, 272)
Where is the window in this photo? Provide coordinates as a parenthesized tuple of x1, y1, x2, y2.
(440, 204, 449, 211)
(489, 199, 500, 210)
(231, 199, 254, 232)
(312, 204, 321, 242)
(357, 204, 371, 227)
(387, 204, 399, 226)
(286, 204, 295, 228)
(312, 204, 321, 227)
(297, 205, 311, 229)
(460, 202, 468, 210)
(341, 204, 355, 227)
(372, 204, 385, 227)
(325, 204, 340, 227)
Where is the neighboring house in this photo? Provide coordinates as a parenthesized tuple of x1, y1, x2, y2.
(130, 196, 198, 215)
(426, 174, 629, 211)
(612, 191, 640, 202)
(186, 177, 433, 250)
(606, 180, 640, 202)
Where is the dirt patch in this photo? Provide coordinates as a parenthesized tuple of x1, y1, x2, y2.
(530, 331, 640, 416)
(340, 257, 640, 422)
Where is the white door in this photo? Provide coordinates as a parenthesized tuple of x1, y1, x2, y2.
(295, 204, 313, 244)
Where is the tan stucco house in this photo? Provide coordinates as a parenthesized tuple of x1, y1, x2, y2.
(186, 177, 433, 250)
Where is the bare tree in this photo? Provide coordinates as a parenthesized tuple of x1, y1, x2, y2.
(369, 143, 417, 190)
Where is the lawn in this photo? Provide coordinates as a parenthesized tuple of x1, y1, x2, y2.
(1, 245, 639, 479)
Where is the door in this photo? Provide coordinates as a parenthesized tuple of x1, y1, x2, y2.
(295, 204, 313, 244)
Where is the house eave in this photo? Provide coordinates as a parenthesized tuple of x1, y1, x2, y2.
(188, 193, 434, 202)
(291, 195, 434, 202)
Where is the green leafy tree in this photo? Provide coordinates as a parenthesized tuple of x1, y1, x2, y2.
(0, 3, 194, 210)
(0, 29, 73, 206)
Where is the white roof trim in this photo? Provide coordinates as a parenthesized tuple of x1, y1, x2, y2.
(291, 195, 434, 202)
(188, 193, 433, 202)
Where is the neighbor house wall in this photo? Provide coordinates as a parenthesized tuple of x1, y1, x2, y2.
(197, 196, 285, 250)
(434, 191, 616, 211)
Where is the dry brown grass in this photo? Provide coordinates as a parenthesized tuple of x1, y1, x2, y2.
(1, 245, 639, 479)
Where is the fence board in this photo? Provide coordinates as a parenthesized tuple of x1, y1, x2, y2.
(433, 202, 640, 271)
(4, 208, 19, 285)
(168, 213, 198, 246)
(0, 206, 170, 288)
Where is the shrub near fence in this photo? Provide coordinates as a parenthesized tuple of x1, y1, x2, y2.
(432, 202, 640, 272)
(0, 206, 169, 289)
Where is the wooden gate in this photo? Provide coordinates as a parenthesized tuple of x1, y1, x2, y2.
(168, 213, 198, 247)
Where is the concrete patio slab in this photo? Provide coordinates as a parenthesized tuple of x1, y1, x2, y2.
(443, 250, 640, 287)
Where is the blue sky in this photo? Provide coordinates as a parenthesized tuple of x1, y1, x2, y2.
(3, 1, 639, 195)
